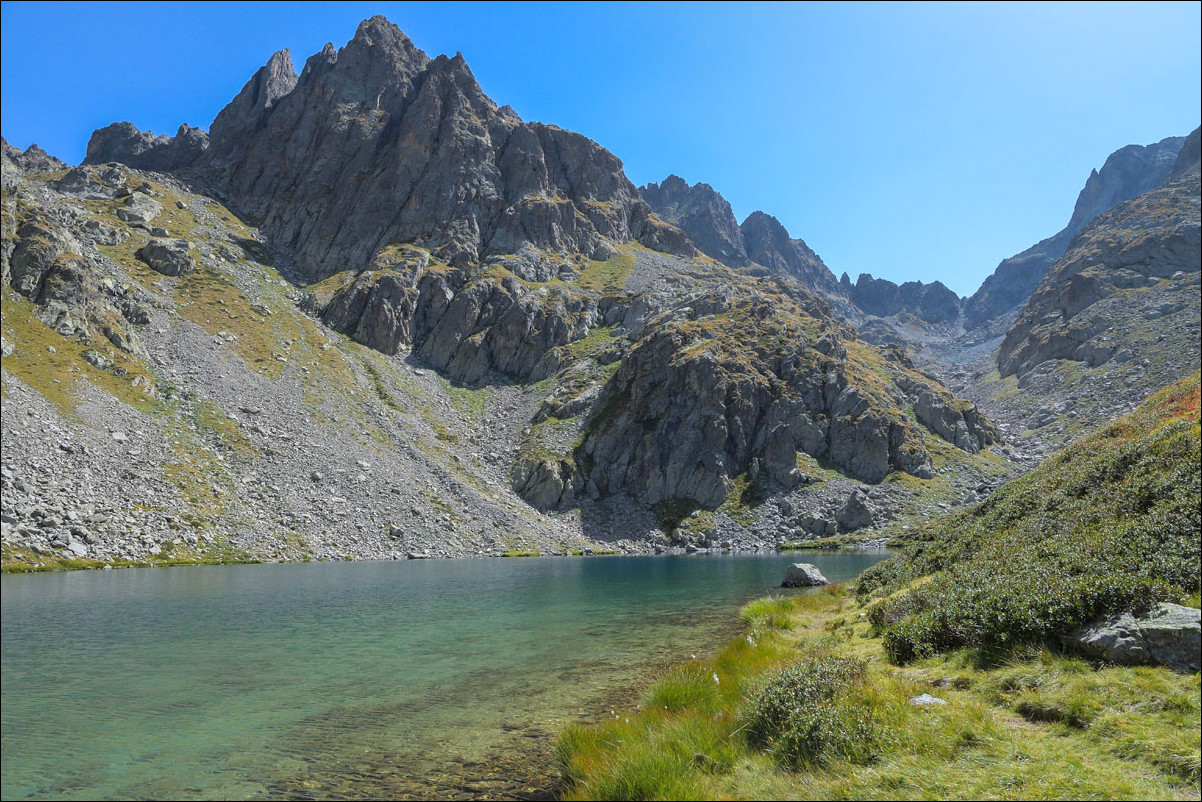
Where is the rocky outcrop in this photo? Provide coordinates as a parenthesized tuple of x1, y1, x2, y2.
(739, 211, 840, 294)
(116, 192, 163, 225)
(781, 562, 830, 587)
(137, 238, 195, 276)
(639, 176, 841, 296)
(999, 136, 1201, 380)
(844, 273, 961, 324)
(2, 138, 66, 178)
(86, 122, 210, 173)
(640, 175, 749, 267)
(1064, 603, 1201, 673)
(2, 168, 151, 361)
(313, 244, 610, 381)
(419, 275, 598, 383)
(528, 293, 993, 510)
(964, 135, 1186, 329)
(900, 376, 999, 455)
(86, 16, 659, 282)
(1168, 126, 1201, 181)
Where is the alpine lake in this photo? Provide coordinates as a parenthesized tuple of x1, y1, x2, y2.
(1, 551, 888, 800)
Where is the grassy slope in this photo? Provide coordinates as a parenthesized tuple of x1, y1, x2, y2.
(558, 375, 1201, 800)
(859, 372, 1200, 662)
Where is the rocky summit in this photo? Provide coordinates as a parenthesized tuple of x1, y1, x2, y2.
(1, 16, 1199, 572)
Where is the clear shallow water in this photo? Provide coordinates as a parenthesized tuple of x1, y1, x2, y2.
(1, 552, 887, 800)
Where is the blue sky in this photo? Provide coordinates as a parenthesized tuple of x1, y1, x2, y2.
(2, 1, 1199, 296)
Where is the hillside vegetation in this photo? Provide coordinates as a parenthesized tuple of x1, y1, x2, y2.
(859, 372, 1200, 662)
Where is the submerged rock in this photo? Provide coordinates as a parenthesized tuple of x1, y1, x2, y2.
(781, 562, 830, 588)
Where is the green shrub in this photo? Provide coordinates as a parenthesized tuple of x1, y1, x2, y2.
(744, 656, 880, 768)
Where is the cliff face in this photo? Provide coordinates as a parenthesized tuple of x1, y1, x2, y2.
(639, 176, 841, 295)
(840, 273, 961, 325)
(963, 135, 1185, 329)
(640, 175, 750, 267)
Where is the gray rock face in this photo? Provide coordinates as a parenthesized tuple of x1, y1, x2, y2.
(846, 273, 961, 324)
(639, 177, 843, 296)
(1, 139, 66, 183)
(52, 17, 1005, 533)
(999, 144, 1201, 380)
(1065, 603, 1201, 673)
(641, 175, 749, 267)
(964, 134, 1186, 329)
(49, 165, 129, 200)
(907, 382, 996, 455)
(836, 491, 874, 531)
(740, 211, 840, 294)
(116, 192, 163, 224)
(1167, 127, 1201, 182)
(137, 239, 195, 276)
(781, 562, 830, 587)
(86, 122, 209, 173)
(1, 195, 151, 363)
(562, 295, 985, 509)
(86, 16, 658, 283)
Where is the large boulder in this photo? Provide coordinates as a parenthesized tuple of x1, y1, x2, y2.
(781, 563, 830, 588)
(1064, 603, 1201, 673)
(836, 491, 874, 532)
(115, 192, 163, 224)
(137, 238, 195, 276)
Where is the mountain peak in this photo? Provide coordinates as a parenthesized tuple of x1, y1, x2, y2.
(641, 175, 748, 267)
(344, 14, 428, 71)
(84, 15, 653, 279)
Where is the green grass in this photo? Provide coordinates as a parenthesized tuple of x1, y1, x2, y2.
(1, 286, 163, 416)
(559, 378, 1201, 800)
(551, 244, 638, 296)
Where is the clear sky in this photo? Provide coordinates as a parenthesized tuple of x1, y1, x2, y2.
(2, 1, 1199, 296)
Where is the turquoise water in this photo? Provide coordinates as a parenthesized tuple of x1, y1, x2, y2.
(1, 552, 887, 800)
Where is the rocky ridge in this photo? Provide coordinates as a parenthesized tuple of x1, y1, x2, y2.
(640, 175, 842, 297)
(963, 134, 1185, 330)
(85, 17, 684, 283)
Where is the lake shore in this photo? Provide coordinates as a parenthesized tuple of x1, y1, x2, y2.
(557, 585, 1201, 800)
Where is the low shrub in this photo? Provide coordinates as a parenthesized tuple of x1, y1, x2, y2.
(743, 656, 880, 768)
